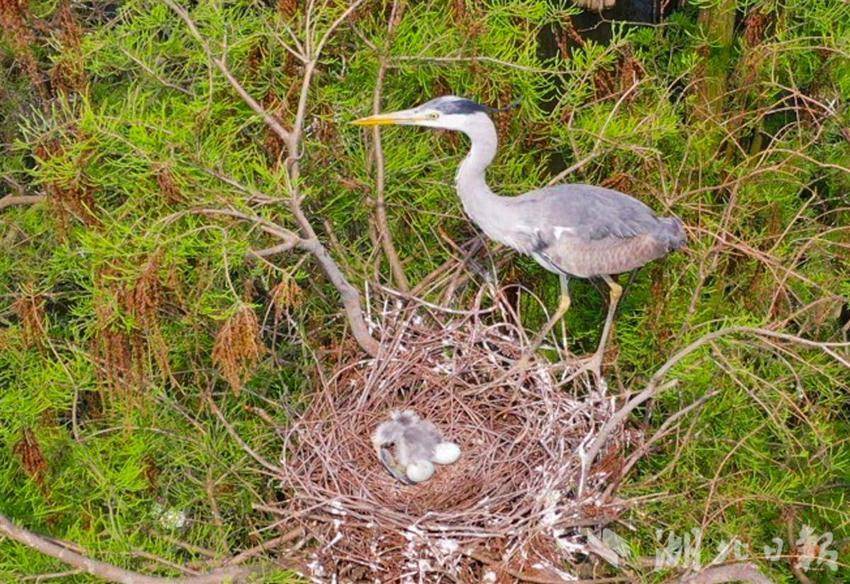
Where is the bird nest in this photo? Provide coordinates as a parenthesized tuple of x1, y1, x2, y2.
(276, 292, 633, 581)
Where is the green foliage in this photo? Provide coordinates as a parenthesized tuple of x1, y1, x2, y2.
(0, 0, 848, 581)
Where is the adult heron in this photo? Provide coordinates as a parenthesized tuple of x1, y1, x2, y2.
(353, 96, 685, 376)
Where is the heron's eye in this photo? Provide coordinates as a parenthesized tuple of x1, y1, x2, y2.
(427, 112, 439, 120)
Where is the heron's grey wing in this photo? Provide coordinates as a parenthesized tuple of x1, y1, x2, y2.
(527, 184, 660, 241)
(515, 185, 678, 277)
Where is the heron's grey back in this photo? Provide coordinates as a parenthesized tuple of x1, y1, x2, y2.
(509, 184, 685, 277)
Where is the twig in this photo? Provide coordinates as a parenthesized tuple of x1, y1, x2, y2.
(784, 509, 814, 584)
(0, 194, 46, 211)
(119, 48, 194, 96)
(205, 394, 283, 475)
(0, 513, 253, 584)
(678, 561, 772, 584)
(603, 390, 718, 498)
(297, 237, 380, 355)
(189, 206, 379, 356)
(584, 326, 850, 469)
(162, 0, 292, 145)
(366, 0, 410, 291)
(224, 528, 304, 566)
(21, 569, 83, 582)
(465, 549, 627, 583)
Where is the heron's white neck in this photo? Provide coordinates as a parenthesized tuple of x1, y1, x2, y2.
(454, 114, 507, 241)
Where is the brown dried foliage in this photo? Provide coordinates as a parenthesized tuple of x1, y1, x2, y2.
(743, 9, 770, 47)
(554, 16, 585, 60)
(92, 303, 145, 398)
(277, 295, 628, 580)
(49, 0, 87, 95)
(619, 51, 645, 95)
(277, 0, 297, 18)
(212, 305, 265, 394)
(593, 52, 645, 101)
(271, 276, 303, 321)
(13, 288, 46, 348)
(154, 165, 185, 204)
(0, 0, 43, 93)
(123, 251, 165, 328)
(13, 428, 48, 487)
(35, 138, 100, 229)
(90, 266, 150, 400)
(601, 172, 632, 193)
(262, 90, 288, 166)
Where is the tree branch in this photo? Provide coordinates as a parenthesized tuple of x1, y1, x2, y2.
(0, 194, 46, 211)
(366, 0, 410, 291)
(193, 207, 379, 356)
(585, 326, 850, 471)
(0, 513, 252, 584)
(162, 0, 292, 145)
(164, 1, 379, 357)
(679, 561, 772, 584)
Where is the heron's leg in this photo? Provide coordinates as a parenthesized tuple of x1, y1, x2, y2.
(527, 274, 571, 353)
(586, 274, 622, 377)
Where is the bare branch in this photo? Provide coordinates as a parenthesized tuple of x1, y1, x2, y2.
(163, 1, 379, 356)
(679, 561, 773, 584)
(298, 237, 379, 356)
(0, 513, 252, 584)
(0, 194, 46, 211)
(249, 242, 298, 259)
(366, 0, 410, 291)
(193, 207, 379, 356)
(585, 326, 850, 469)
(162, 0, 292, 145)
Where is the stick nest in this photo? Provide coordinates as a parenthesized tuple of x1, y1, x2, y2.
(277, 294, 632, 581)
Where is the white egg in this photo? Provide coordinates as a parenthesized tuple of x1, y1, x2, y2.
(406, 460, 435, 483)
(433, 442, 461, 465)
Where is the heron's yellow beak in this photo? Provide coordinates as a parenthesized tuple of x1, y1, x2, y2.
(351, 110, 427, 126)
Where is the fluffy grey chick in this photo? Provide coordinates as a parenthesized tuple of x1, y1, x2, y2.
(372, 410, 461, 484)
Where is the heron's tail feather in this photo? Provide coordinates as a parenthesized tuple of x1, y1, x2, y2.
(658, 216, 686, 251)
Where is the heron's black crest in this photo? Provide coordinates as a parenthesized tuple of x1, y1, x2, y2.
(426, 96, 490, 115)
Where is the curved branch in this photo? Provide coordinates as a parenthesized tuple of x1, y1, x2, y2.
(679, 561, 772, 584)
(193, 207, 379, 356)
(162, 0, 292, 145)
(165, 2, 379, 357)
(0, 194, 46, 211)
(585, 326, 850, 469)
(0, 513, 252, 584)
(367, 0, 410, 291)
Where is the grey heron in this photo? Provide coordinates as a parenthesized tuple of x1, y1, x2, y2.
(354, 96, 686, 376)
(372, 410, 461, 484)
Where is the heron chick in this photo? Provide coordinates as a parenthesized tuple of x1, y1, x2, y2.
(372, 410, 461, 484)
(354, 96, 686, 376)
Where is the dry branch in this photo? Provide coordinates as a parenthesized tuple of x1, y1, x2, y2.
(163, 0, 379, 356)
(679, 561, 773, 584)
(192, 207, 379, 356)
(584, 326, 850, 470)
(366, 0, 410, 291)
(0, 513, 252, 584)
(0, 194, 46, 211)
